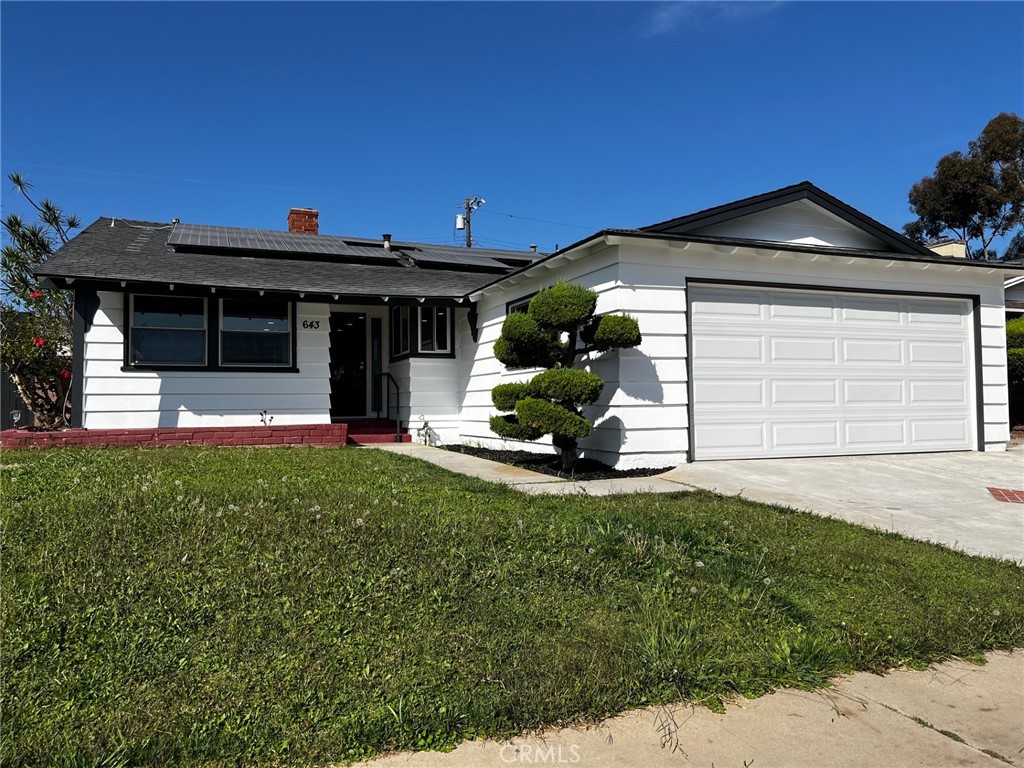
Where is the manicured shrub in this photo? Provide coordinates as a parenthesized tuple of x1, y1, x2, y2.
(489, 282, 642, 471)
(489, 413, 544, 441)
(492, 382, 533, 412)
(493, 313, 565, 370)
(515, 397, 592, 438)
(531, 368, 604, 406)
(528, 282, 598, 331)
(584, 313, 643, 352)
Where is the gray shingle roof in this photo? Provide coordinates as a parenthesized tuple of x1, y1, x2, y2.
(37, 218, 542, 299)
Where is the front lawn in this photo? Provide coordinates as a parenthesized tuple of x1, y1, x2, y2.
(2, 447, 1022, 766)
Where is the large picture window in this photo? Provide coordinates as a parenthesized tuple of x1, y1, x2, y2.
(220, 299, 292, 366)
(130, 295, 206, 365)
(390, 306, 452, 358)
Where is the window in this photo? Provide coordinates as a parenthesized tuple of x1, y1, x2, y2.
(506, 293, 535, 314)
(220, 299, 291, 366)
(419, 307, 450, 353)
(391, 306, 411, 357)
(130, 295, 206, 365)
(390, 306, 452, 358)
(126, 293, 296, 371)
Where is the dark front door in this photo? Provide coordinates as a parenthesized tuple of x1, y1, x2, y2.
(329, 313, 367, 418)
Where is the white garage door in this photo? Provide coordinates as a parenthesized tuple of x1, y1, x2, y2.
(689, 284, 974, 460)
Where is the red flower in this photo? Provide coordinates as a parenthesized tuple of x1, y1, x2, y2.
(30, 291, 42, 299)
(60, 369, 72, 381)
(32, 337, 45, 346)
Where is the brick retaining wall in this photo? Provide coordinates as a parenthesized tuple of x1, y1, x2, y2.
(0, 423, 349, 449)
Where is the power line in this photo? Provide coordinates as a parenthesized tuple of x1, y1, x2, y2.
(478, 208, 596, 231)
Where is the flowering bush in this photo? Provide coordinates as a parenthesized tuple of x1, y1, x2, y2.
(1, 173, 79, 429)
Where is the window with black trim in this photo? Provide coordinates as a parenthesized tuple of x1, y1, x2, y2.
(126, 293, 297, 371)
(419, 307, 450, 353)
(390, 306, 453, 358)
(130, 294, 207, 365)
(220, 298, 292, 366)
(507, 294, 535, 314)
(391, 306, 411, 357)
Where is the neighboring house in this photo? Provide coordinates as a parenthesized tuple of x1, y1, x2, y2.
(1005, 275, 1024, 318)
(35, 182, 1024, 468)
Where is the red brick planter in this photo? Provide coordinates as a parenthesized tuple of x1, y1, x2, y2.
(0, 423, 349, 449)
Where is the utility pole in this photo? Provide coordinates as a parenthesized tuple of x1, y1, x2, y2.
(461, 196, 485, 248)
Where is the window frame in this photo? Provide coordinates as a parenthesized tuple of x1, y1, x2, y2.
(506, 292, 536, 315)
(390, 305, 455, 361)
(123, 291, 299, 373)
(127, 293, 209, 368)
(218, 298, 294, 368)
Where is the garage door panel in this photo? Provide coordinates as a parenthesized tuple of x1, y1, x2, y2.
(699, 423, 767, 451)
(694, 379, 764, 405)
(771, 337, 836, 362)
(768, 294, 836, 320)
(693, 335, 762, 360)
(843, 338, 903, 363)
(909, 380, 967, 405)
(771, 380, 837, 405)
(910, 420, 969, 444)
(690, 285, 973, 460)
(908, 341, 966, 365)
(845, 421, 906, 447)
(772, 422, 839, 449)
(691, 289, 764, 318)
(908, 301, 965, 327)
(843, 380, 904, 405)
(840, 297, 903, 324)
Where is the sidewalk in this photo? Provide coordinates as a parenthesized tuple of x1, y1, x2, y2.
(372, 443, 696, 496)
(357, 651, 1023, 768)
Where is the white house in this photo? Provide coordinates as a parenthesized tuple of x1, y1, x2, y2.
(37, 182, 1024, 467)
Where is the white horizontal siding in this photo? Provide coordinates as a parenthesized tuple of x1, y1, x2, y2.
(81, 292, 331, 428)
(455, 237, 1011, 468)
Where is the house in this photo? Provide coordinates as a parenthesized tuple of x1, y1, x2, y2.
(31, 182, 1024, 467)
(1006, 275, 1024, 318)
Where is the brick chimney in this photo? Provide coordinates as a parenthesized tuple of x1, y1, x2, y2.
(288, 208, 319, 235)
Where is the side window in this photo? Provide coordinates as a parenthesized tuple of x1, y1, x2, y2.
(419, 307, 451, 353)
(507, 294, 534, 314)
(130, 294, 206, 365)
(390, 306, 411, 357)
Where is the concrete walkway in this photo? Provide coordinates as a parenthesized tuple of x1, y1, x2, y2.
(375, 444, 1024, 562)
(660, 450, 1024, 563)
(358, 651, 1023, 768)
(373, 443, 698, 496)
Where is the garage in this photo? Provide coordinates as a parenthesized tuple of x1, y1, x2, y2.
(689, 283, 975, 460)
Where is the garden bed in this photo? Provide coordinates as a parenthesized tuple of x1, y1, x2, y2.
(444, 444, 666, 480)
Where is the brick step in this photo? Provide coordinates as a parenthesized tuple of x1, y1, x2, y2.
(347, 432, 412, 445)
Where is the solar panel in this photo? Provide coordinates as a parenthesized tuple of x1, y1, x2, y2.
(168, 223, 400, 262)
(409, 248, 509, 270)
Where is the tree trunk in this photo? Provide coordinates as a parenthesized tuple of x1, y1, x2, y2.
(553, 435, 579, 474)
(9, 371, 62, 430)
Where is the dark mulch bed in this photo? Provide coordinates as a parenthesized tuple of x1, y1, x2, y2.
(444, 445, 665, 481)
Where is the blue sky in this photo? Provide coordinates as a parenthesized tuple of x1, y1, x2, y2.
(2, 1, 1021, 253)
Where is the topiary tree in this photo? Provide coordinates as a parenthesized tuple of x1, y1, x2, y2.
(489, 282, 641, 472)
(1007, 316, 1024, 428)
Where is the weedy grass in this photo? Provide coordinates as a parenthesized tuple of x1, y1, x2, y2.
(2, 447, 1022, 766)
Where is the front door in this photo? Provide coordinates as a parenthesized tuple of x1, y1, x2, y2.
(329, 312, 367, 418)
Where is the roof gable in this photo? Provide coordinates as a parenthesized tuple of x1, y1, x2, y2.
(641, 181, 935, 257)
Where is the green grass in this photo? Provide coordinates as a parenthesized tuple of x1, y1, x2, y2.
(2, 447, 1022, 767)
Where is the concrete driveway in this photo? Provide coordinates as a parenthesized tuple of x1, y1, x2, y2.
(661, 449, 1024, 563)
